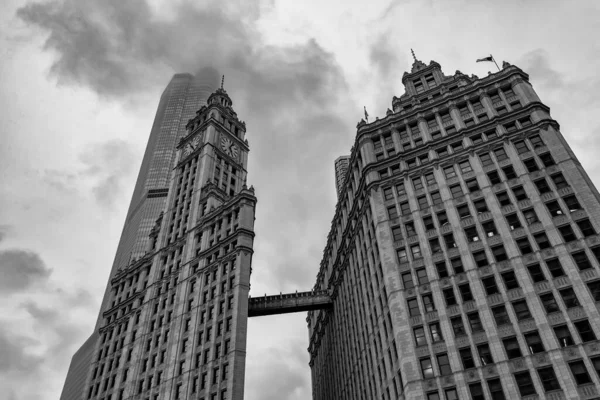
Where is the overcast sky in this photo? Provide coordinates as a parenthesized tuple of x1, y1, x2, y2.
(1, 0, 600, 399)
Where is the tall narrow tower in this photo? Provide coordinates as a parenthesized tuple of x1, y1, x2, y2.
(82, 86, 256, 400)
(60, 70, 219, 400)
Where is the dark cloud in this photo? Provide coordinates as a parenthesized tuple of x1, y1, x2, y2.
(0, 249, 51, 294)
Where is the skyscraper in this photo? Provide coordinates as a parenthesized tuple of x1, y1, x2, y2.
(308, 57, 600, 399)
(80, 85, 256, 400)
(334, 156, 350, 198)
(60, 70, 219, 400)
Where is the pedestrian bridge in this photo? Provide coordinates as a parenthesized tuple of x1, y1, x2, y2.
(248, 290, 332, 317)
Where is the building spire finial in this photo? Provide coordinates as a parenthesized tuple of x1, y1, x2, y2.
(411, 48, 417, 62)
(221, 75, 224, 90)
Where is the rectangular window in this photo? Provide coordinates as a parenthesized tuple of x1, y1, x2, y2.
(494, 148, 509, 162)
(392, 226, 403, 242)
(487, 378, 506, 400)
(429, 238, 442, 253)
(587, 280, 600, 301)
(437, 353, 451, 375)
(468, 312, 484, 333)
(396, 182, 406, 196)
(443, 288, 457, 306)
(422, 294, 435, 312)
(516, 237, 533, 255)
(529, 134, 544, 148)
(501, 271, 519, 290)
(577, 219, 597, 237)
(487, 170, 501, 185)
(459, 283, 474, 302)
(546, 258, 565, 277)
(420, 357, 434, 379)
(514, 371, 536, 396)
(418, 196, 429, 210)
(512, 300, 532, 320)
(483, 221, 498, 237)
(539, 153, 555, 167)
(414, 326, 427, 346)
(466, 178, 480, 192)
(503, 336, 522, 359)
(401, 272, 414, 289)
(559, 287, 580, 309)
(451, 316, 466, 336)
(444, 165, 457, 179)
(524, 158, 539, 172)
(554, 324, 575, 347)
(465, 226, 480, 242)
(425, 172, 436, 186)
(492, 245, 508, 262)
(563, 194, 581, 212)
(540, 293, 560, 314)
(546, 200, 564, 216)
(431, 191, 442, 205)
(496, 191, 511, 206)
(406, 222, 416, 236)
(429, 322, 443, 343)
(469, 382, 485, 400)
(559, 225, 577, 242)
(413, 176, 424, 190)
(459, 160, 473, 174)
(437, 211, 448, 226)
(473, 199, 488, 214)
(408, 298, 420, 316)
(411, 244, 422, 259)
(523, 208, 539, 225)
(383, 187, 394, 201)
(506, 213, 522, 230)
(457, 204, 470, 218)
(397, 248, 408, 263)
(527, 263, 546, 282)
(551, 173, 568, 189)
(537, 366, 561, 392)
(451, 257, 464, 274)
(423, 216, 435, 231)
(574, 320, 597, 343)
(471, 134, 483, 144)
(512, 186, 527, 201)
(459, 347, 475, 369)
(416, 268, 429, 285)
(387, 206, 399, 220)
(573, 251, 593, 270)
(569, 360, 593, 385)
(479, 152, 494, 167)
(400, 201, 411, 215)
(435, 261, 448, 278)
(493, 305, 511, 326)
(514, 140, 529, 154)
(478, 344, 494, 365)
(502, 166, 517, 180)
(473, 251, 488, 267)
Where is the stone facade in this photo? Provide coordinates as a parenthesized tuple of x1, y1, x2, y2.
(308, 58, 600, 400)
(82, 87, 256, 400)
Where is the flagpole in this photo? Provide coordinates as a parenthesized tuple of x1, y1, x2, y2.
(491, 55, 500, 71)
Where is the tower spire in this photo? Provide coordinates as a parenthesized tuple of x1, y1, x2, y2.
(411, 48, 417, 62)
(221, 75, 224, 90)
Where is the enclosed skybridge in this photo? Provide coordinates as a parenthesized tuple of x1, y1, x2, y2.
(248, 290, 333, 317)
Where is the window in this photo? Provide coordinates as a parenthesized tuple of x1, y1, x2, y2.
(505, 122, 517, 133)
(435, 261, 448, 278)
(478, 344, 494, 365)
(514, 140, 529, 154)
(523, 208, 539, 225)
(416, 268, 429, 285)
(437, 353, 451, 375)
(437, 147, 449, 158)
(577, 219, 597, 237)
(464, 226, 480, 242)
(459, 284, 474, 302)
(484, 379, 505, 400)
(503, 337, 522, 360)
(469, 382, 485, 400)
(427, 393, 440, 400)
(443, 165, 457, 179)
(506, 213, 522, 230)
(417, 196, 429, 210)
(539, 153, 555, 167)
(554, 324, 575, 347)
(401, 272, 414, 289)
(420, 357, 434, 378)
(430, 322, 443, 342)
(487, 171, 501, 186)
(529, 134, 544, 148)
(396, 182, 406, 196)
(527, 263, 546, 283)
(516, 237, 533, 254)
(392, 226, 403, 242)
(397, 248, 408, 263)
(551, 173, 568, 189)
(451, 316, 466, 336)
(492, 245, 508, 262)
(400, 202, 411, 216)
(483, 221, 498, 237)
(413, 177, 424, 190)
(593, 247, 600, 264)
(481, 276, 500, 296)
(431, 191, 442, 205)
(414, 326, 427, 346)
(533, 178, 551, 194)
(540, 293, 560, 314)
(383, 187, 394, 201)
(405, 222, 416, 236)
(437, 211, 448, 226)
(558, 225, 577, 242)
(513, 300, 532, 320)
(474, 199, 489, 213)
(451, 257, 464, 274)
(569, 360, 593, 385)
(494, 148, 509, 162)
(459, 160, 473, 173)
(573, 251, 593, 270)
(425, 172, 436, 186)
(473, 251, 488, 267)
(514, 371, 536, 396)
(422, 294, 435, 312)
(501, 271, 519, 290)
(470, 134, 483, 144)
(563, 195, 581, 212)
(523, 158, 539, 173)
(423, 216, 435, 230)
(411, 244, 422, 259)
(457, 204, 470, 218)
(479, 152, 494, 167)
(445, 388, 459, 400)
(496, 191, 511, 206)
(512, 186, 527, 201)
(444, 288, 457, 306)
(430, 238, 442, 253)
(493, 305, 511, 326)
(588, 280, 600, 301)
(536, 366, 560, 392)
(500, 166, 516, 180)
(387, 206, 398, 219)
(574, 320, 597, 343)
(546, 258, 565, 277)
(408, 298, 420, 316)
(468, 312, 484, 333)
(559, 287, 580, 309)
(463, 179, 479, 194)
(459, 347, 475, 369)
(546, 200, 563, 216)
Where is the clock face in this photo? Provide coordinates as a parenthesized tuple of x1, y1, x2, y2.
(182, 134, 201, 159)
(221, 136, 239, 159)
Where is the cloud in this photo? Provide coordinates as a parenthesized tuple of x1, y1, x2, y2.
(0, 327, 43, 373)
(0, 249, 51, 294)
(0, 225, 12, 243)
